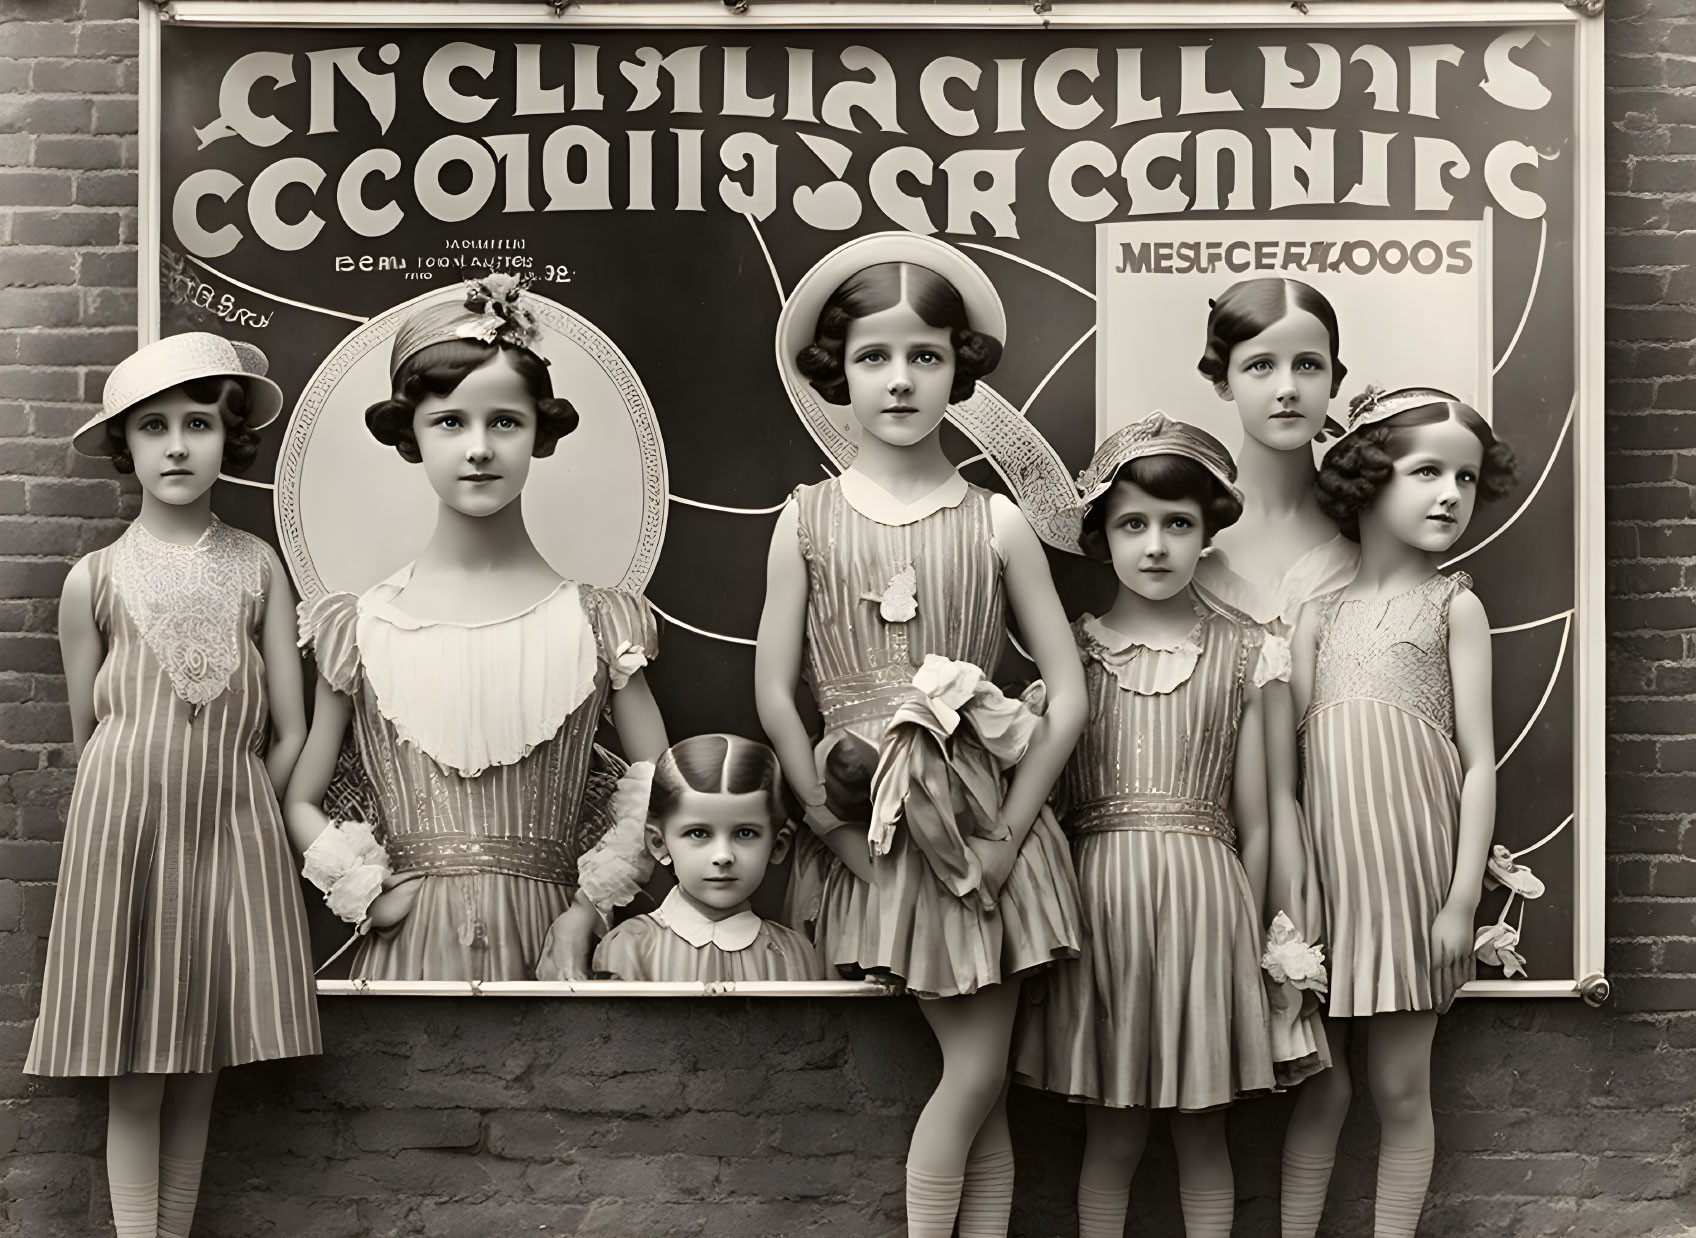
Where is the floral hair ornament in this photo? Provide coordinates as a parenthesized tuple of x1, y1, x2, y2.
(1317, 384, 1463, 462)
(388, 271, 547, 379)
(1061, 412, 1242, 551)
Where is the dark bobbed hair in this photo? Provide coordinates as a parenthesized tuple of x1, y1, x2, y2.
(796, 262, 1003, 406)
(1316, 401, 1519, 541)
(1197, 277, 1347, 399)
(649, 734, 790, 835)
(107, 375, 261, 475)
(364, 339, 579, 464)
(1078, 454, 1244, 562)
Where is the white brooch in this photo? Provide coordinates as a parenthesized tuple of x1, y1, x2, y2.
(862, 563, 918, 624)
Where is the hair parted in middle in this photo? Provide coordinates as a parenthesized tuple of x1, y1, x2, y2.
(363, 338, 580, 464)
(1196, 276, 1348, 399)
(796, 262, 1004, 407)
(1316, 395, 1519, 541)
(648, 734, 791, 833)
(1077, 454, 1245, 562)
(105, 375, 263, 476)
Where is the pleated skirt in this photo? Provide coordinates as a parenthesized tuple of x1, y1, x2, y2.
(816, 804, 1083, 999)
(351, 872, 573, 982)
(1305, 699, 1468, 1016)
(1013, 827, 1276, 1111)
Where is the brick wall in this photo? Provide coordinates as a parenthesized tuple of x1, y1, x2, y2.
(1, 1, 1694, 1235)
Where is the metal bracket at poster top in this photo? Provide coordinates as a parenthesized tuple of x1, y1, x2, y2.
(139, 1, 1606, 1001)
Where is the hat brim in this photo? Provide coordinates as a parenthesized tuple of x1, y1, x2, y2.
(774, 232, 1007, 466)
(74, 371, 284, 457)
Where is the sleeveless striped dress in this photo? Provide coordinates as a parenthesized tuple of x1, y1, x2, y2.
(1014, 605, 1276, 1111)
(1303, 572, 1474, 1016)
(27, 520, 321, 1077)
(793, 475, 1082, 999)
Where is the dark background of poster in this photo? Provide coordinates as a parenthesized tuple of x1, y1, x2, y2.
(158, 22, 1580, 982)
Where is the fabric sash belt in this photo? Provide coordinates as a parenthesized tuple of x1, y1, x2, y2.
(386, 834, 577, 884)
(1067, 795, 1237, 849)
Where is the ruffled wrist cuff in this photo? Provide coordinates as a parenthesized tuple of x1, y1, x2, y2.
(577, 760, 656, 922)
(608, 640, 650, 691)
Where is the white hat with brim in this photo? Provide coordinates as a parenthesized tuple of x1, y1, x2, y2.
(75, 332, 284, 457)
(775, 231, 1007, 421)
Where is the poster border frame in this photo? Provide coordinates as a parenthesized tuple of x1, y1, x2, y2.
(139, 0, 1607, 1002)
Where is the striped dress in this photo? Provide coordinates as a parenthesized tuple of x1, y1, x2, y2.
(1013, 606, 1276, 1111)
(27, 520, 321, 1077)
(1304, 571, 1473, 1016)
(595, 892, 824, 982)
(792, 474, 1082, 999)
(299, 579, 657, 982)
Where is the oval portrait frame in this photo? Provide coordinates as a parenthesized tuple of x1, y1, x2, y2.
(275, 284, 668, 602)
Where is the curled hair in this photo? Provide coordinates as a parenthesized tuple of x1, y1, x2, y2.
(796, 262, 1003, 406)
(363, 339, 579, 463)
(1078, 455, 1244, 561)
(107, 375, 261, 475)
(1315, 401, 1519, 541)
(648, 734, 789, 834)
(1197, 277, 1347, 398)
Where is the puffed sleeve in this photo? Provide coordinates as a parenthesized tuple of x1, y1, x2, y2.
(591, 917, 657, 981)
(589, 587, 660, 691)
(296, 591, 362, 695)
(576, 760, 657, 927)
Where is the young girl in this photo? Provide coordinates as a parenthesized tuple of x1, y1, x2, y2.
(1014, 413, 1280, 1238)
(593, 735, 822, 982)
(29, 333, 322, 1238)
(756, 232, 1086, 1238)
(286, 276, 668, 983)
(1279, 388, 1517, 1238)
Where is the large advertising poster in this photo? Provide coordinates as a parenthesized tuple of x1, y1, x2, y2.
(144, 5, 1603, 997)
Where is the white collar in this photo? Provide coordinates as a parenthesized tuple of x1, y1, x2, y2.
(837, 469, 969, 526)
(653, 887, 763, 952)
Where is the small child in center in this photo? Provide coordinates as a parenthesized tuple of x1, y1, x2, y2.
(594, 734, 824, 983)
(1015, 412, 1292, 1238)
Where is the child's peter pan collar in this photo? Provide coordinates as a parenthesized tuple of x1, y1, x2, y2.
(652, 888, 763, 952)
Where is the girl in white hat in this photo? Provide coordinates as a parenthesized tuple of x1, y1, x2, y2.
(27, 333, 322, 1238)
(756, 234, 1087, 1238)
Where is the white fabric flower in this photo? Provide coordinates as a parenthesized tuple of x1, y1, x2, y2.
(1262, 911, 1329, 992)
(861, 563, 918, 624)
(608, 639, 650, 690)
(1484, 844, 1545, 899)
(907, 655, 984, 735)
(1253, 631, 1293, 687)
(326, 863, 388, 924)
(1474, 920, 1527, 978)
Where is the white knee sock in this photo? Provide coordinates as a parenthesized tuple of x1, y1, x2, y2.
(1180, 1186, 1235, 1237)
(957, 1147, 1016, 1238)
(1281, 1147, 1335, 1238)
(1373, 1143, 1433, 1238)
(110, 1178, 158, 1238)
(157, 1152, 205, 1238)
(907, 1165, 966, 1238)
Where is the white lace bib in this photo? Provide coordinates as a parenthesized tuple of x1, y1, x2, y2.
(112, 519, 265, 709)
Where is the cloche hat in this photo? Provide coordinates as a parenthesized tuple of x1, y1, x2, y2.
(1061, 412, 1243, 551)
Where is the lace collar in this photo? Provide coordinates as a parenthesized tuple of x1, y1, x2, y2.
(354, 564, 599, 777)
(837, 469, 969, 527)
(113, 517, 264, 710)
(1195, 534, 1359, 627)
(652, 887, 762, 952)
(1079, 595, 1209, 697)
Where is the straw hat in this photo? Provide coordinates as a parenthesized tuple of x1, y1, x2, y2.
(775, 231, 1006, 410)
(76, 332, 282, 456)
